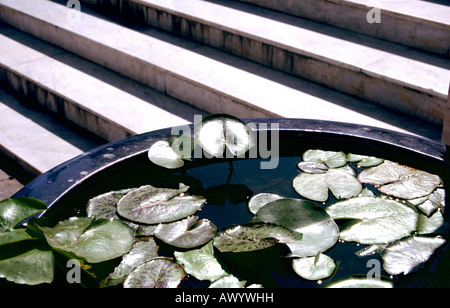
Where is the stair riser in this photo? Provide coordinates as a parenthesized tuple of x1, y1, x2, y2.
(104, 0, 445, 124)
(238, 0, 450, 57)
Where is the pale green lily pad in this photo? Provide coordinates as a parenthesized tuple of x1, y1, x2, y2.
(40, 217, 134, 263)
(417, 211, 444, 235)
(413, 188, 445, 217)
(124, 258, 186, 288)
(297, 161, 328, 174)
(117, 184, 206, 225)
(86, 188, 134, 220)
(382, 236, 446, 276)
(347, 153, 384, 167)
(0, 229, 35, 246)
(248, 193, 285, 215)
(292, 253, 336, 281)
(148, 140, 185, 169)
(174, 241, 228, 282)
(209, 275, 246, 288)
(213, 223, 295, 253)
(302, 150, 347, 169)
(155, 216, 217, 249)
(0, 197, 47, 232)
(0, 244, 54, 285)
(255, 199, 339, 257)
(195, 114, 256, 158)
(326, 197, 419, 244)
(358, 161, 442, 199)
(293, 166, 362, 202)
(326, 277, 393, 288)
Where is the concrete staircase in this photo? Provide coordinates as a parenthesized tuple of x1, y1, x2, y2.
(0, 0, 448, 194)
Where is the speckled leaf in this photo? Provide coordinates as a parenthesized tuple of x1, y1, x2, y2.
(382, 236, 446, 276)
(117, 184, 206, 224)
(255, 199, 339, 257)
(174, 241, 228, 282)
(124, 258, 186, 288)
(292, 253, 336, 281)
(326, 278, 393, 288)
(326, 197, 419, 244)
(347, 153, 384, 167)
(358, 161, 442, 199)
(148, 140, 185, 169)
(155, 216, 217, 249)
(302, 150, 347, 169)
(248, 193, 285, 215)
(0, 197, 47, 232)
(87, 189, 134, 220)
(213, 223, 295, 253)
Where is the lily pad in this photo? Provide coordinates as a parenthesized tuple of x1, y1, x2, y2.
(417, 211, 444, 235)
(412, 188, 445, 217)
(0, 229, 36, 246)
(326, 196, 419, 244)
(0, 197, 47, 232)
(195, 114, 256, 158)
(255, 198, 339, 257)
(302, 150, 347, 169)
(347, 153, 384, 167)
(248, 193, 285, 215)
(213, 223, 295, 253)
(148, 140, 185, 169)
(326, 277, 393, 288)
(358, 161, 441, 199)
(293, 166, 362, 202)
(209, 275, 246, 288)
(155, 216, 217, 249)
(174, 241, 228, 282)
(124, 258, 186, 288)
(86, 189, 134, 220)
(39, 217, 134, 263)
(382, 236, 446, 276)
(292, 253, 336, 281)
(117, 184, 206, 224)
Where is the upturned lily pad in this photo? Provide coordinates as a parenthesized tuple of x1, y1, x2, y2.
(155, 216, 217, 249)
(117, 184, 206, 224)
(195, 114, 256, 158)
(0, 197, 47, 232)
(248, 193, 285, 215)
(382, 236, 446, 276)
(124, 258, 186, 288)
(293, 166, 362, 202)
(255, 199, 339, 257)
(302, 150, 347, 169)
(39, 217, 134, 263)
(358, 161, 442, 199)
(292, 253, 336, 281)
(174, 241, 228, 282)
(148, 140, 185, 169)
(326, 197, 419, 244)
(213, 223, 295, 253)
(326, 277, 393, 288)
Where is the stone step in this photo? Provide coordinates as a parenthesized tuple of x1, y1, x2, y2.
(98, 0, 450, 126)
(237, 0, 450, 56)
(0, 0, 443, 141)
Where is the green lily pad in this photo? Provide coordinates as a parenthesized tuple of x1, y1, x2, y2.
(255, 199, 339, 257)
(155, 216, 217, 249)
(213, 223, 295, 253)
(411, 188, 445, 217)
(117, 184, 206, 224)
(209, 275, 246, 288)
(326, 277, 393, 288)
(0, 197, 47, 232)
(326, 196, 419, 244)
(86, 189, 134, 220)
(0, 229, 36, 246)
(124, 258, 186, 288)
(358, 161, 442, 199)
(302, 150, 347, 169)
(39, 217, 134, 263)
(148, 140, 185, 169)
(292, 253, 336, 281)
(382, 236, 446, 276)
(195, 114, 256, 158)
(248, 193, 285, 215)
(347, 153, 384, 167)
(297, 161, 328, 174)
(293, 166, 362, 202)
(174, 241, 228, 282)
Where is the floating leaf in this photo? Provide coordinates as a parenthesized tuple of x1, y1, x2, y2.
(347, 153, 384, 167)
(40, 217, 134, 263)
(248, 193, 285, 215)
(155, 216, 217, 249)
(358, 161, 441, 199)
(117, 184, 206, 225)
(124, 258, 186, 288)
(174, 241, 228, 282)
(148, 140, 185, 169)
(297, 161, 328, 174)
(417, 211, 444, 235)
(412, 188, 445, 217)
(302, 150, 347, 169)
(213, 223, 295, 253)
(326, 197, 419, 244)
(293, 166, 362, 202)
(209, 275, 246, 288)
(195, 114, 256, 158)
(382, 236, 446, 276)
(292, 253, 336, 281)
(255, 199, 339, 257)
(0, 229, 36, 246)
(87, 189, 134, 220)
(326, 277, 393, 288)
(0, 198, 47, 232)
